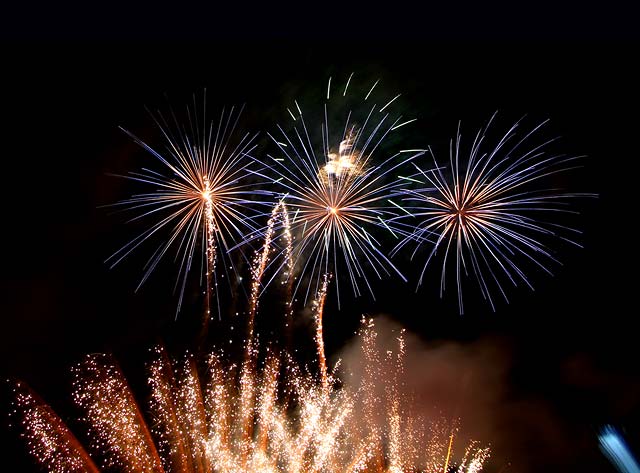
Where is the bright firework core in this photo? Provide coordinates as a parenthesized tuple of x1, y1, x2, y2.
(323, 139, 356, 222)
(201, 178, 212, 200)
(454, 206, 470, 222)
(322, 137, 361, 181)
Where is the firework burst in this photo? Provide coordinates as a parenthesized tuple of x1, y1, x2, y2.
(106, 96, 268, 319)
(394, 114, 592, 313)
(253, 75, 425, 306)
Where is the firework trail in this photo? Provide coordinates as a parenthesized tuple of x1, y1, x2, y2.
(236, 200, 294, 445)
(202, 174, 218, 333)
(253, 75, 425, 307)
(247, 199, 293, 358)
(148, 345, 212, 473)
(599, 425, 640, 473)
(10, 382, 99, 473)
(394, 114, 592, 313)
(312, 272, 331, 392)
(443, 429, 456, 473)
(106, 97, 268, 323)
(12, 321, 490, 473)
(71, 354, 165, 472)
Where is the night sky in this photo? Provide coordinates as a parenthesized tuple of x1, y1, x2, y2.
(2, 6, 639, 472)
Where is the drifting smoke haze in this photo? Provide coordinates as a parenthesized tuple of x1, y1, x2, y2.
(340, 316, 591, 472)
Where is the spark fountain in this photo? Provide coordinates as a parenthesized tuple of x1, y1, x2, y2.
(11, 319, 490, 473)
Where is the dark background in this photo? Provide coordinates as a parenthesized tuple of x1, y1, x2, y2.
(1, 4, 639, 472)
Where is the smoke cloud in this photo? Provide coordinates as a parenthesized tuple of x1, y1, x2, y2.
(338, 316, 590, 472)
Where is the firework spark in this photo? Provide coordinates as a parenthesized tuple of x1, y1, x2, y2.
(71, 354, 165, 472)
(106, 98, 267, 320)
(394, 115, 592, 313)
(254, 75, 425, 306)
(12, 321, 490, 473)
(10, 383, 99, 473)
(312, 272, 331, 392)
(247, 200, 293, 356)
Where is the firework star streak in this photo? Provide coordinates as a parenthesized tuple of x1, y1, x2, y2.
(257, 76, 424, 304)
(106, 102, 268, 317)
(394, 115, 593, 313)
